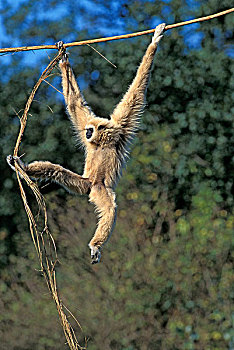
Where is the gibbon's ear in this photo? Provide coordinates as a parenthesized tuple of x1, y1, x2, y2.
(98, 125, 105, 131)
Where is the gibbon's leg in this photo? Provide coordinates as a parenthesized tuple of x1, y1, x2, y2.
(57, 42, 96, 146)
(111, 23, 166, 133)
(7, 155, 91, 195)
(88, 184, 117, 264)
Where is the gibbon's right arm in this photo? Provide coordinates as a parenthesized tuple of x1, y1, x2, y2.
(111, 23, 166, 140)
(57, 42, 96, 147)
(6, 155, 91, 195)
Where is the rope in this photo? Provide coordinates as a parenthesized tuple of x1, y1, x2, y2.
(13, 47, 86, 350)
(0, 8, 233, 54)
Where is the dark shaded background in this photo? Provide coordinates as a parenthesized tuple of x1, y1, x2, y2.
(0, 0, 233, 349)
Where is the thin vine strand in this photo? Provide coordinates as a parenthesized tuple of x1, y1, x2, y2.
(0, 8, 233, 54)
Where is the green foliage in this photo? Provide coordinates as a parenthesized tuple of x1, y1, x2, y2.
(0, 1, 233, 349)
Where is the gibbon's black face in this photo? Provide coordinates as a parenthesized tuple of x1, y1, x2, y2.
(85, 119, 114, 145)
(85, 122, 107, 141)
(86, 127, 94, 139)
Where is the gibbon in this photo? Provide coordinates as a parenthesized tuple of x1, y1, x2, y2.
(7, 23, 166, 264)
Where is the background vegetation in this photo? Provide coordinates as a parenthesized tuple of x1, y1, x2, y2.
(0, 0, 233, 349)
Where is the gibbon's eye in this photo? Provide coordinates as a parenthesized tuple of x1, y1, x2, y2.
(86, 128, 94, 139)
(98, 125, 105, 131)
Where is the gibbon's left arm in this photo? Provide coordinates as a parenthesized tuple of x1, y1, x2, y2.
(111, 23, 166, 140)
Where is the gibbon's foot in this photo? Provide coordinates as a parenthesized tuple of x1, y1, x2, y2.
(56, 41, 68, 62)
(152, 23, 166, 45)
(6, 155, 26, 172)
(89, 244, 102, 264)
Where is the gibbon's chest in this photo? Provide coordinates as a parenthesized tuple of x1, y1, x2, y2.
(83, 146, 120, 185)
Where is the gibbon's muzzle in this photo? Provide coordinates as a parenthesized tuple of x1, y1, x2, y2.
(86, 128, 93, 139)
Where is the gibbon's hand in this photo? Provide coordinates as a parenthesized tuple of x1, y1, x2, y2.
(89, 244, 102, 265)
(56, 41, 68, 63)
(6, 155, 26, 172)
(152, 23, 166, 45)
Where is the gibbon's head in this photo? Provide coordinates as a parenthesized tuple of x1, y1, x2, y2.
(85, 117, 119, 146)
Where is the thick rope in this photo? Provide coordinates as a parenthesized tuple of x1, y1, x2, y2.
(13, 47, 86, 350)
(0, 8, 233, 54)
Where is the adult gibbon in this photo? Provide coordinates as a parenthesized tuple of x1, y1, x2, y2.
(7, 23, 166, 264)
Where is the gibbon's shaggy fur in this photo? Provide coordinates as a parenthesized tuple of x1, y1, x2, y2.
(7, 23, 166, 264)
